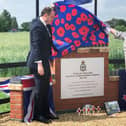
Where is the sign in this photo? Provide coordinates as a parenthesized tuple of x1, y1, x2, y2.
(61, 57, 104, 99)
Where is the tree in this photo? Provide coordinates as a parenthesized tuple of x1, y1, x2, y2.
(0, 9, 12, 32)
(21, 22, 30, 31)
(11, 17, 18, 30)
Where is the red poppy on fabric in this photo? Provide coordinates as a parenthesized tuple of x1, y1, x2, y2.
(64, 37, 72, 43)
(71, 45, 76, 51)
(99, 32, 105, 39)
(57, 27, 65, 37)
(60, 5, 66, 12)
(70, 24, 76, 31)
(100, 21, 106, 27)
(61, 18, 65, 24)
(72, 9, 77, 16)
(98, 40, 105, 45)
(90, 34, 96, 41)
(68, 5, 75, 7)
(92, 41, 98, 46)
(66, 13, 72, 21)
(65, 23, 70, 30)
(74, 40, 81, 47)
(80, 13, 88, 21)
(79, 26, 89, 35)
(82, 36, 87, 41)
(52, 35, 55, 40)
(72, 32, 79, 38)
(51, 27, 55, 34)
(62, 49, 68, 56)
(55, 15, 58, 18)
(51, 48, 58, 56)
(93, 24, 100, 31)
(88, 14, 94, 19)
(55, 19, 60, 26)
(76, 17, 81, 24)
(87, 18, 93, 25)
(56, 40, 64, 46)
(85, 40, 88, 43)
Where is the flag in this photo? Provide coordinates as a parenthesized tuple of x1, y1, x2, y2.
(0, 76, 56, 123)
(64, 0, 92, 5)
(0, 79, 10, 95)
(50, 2, 108, 60)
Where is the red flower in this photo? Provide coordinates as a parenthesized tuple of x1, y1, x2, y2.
(100, 21, 106, 27)
(56, 40, 64, 46)
(90, 34, 96, 41)
(60, 5, 66, 12)
(72, 9, 77, 16)
(93, 24, 99, 31)
(62, 49, 68, 56)
(64, 37, 72, 43)
(76, 17, 81, 24)
(74, 40, 81, 47)
(92, 41, 98, 46)
(52, 35, 55, 40)
(55, 19, 60, 26)
(61, 18, 65, 24)
(70, 24, 76, 31)
(51, 48, 58, 56)
(98, 40, 105, 45)
(51, 27, 55, 34)
(79, 26, 89, 35)
(65, 23, 70, 30)
(72, 32, 79, 38)
(82, 36, 87, 41)
(66, 13, 72, 21)
(99, 32, 105, 39)
(85, 40, 88, 43)
(71, 45, 76, 51)
(68, 5, 75, 7)
(57, 27, 65, 37)
(55, 15, 58, 18)
(80, 13, 88, 21)
(87, 18, 93, 25)
(88, 14, 94, 19)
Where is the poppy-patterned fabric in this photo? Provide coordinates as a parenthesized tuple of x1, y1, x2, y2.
(50, 2, 109, 59)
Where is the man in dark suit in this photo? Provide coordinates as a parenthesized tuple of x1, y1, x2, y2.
(27, 7, 57, 124)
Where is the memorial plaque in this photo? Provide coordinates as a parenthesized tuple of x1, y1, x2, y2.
(61, 57, 104, 99)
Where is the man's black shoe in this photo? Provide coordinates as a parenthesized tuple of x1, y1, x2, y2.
(35, 116, 52, 124)
(46, 114, 59, 120)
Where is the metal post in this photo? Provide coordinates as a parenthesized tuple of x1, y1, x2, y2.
(94, 0, 97, 16)
(36, 0, 39, 18)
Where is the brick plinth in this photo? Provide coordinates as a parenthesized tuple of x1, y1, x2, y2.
(53, 47, 119, 111)
(9, 84, 24, 120)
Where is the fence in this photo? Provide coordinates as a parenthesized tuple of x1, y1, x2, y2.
(0, 98, 10, 114)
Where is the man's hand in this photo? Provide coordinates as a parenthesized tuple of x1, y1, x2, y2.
(37, 62, 45, 76)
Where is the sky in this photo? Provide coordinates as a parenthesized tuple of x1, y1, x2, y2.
(0, 0, 126, 26)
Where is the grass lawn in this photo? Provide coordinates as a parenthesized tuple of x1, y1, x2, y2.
(0, 32, 124, 64)
(0, 32, 29, 63)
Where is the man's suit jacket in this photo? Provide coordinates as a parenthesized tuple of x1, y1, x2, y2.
(27, 18, 56, 69)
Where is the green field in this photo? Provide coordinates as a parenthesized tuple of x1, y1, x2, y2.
(0, 32, 124, 63)
(0, 32, 125, 77)
(0, 32, 29, 63)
